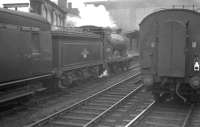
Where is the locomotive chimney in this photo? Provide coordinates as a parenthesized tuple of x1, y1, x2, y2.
(58, 0, 67, 10)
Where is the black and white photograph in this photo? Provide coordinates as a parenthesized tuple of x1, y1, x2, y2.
(0, 0, 199, 127)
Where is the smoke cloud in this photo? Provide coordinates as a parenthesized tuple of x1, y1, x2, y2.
(67, 4, 117, 28)
(97, 0, 199, 30)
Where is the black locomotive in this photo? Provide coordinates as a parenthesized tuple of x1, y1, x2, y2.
(0, 8, 136, 104)
(140, 8, 200, 102)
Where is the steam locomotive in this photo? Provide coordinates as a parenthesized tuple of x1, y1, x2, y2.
(80, 25, 131, 72)
(140, 8, 200, 102)
(0, 8, 136, 104)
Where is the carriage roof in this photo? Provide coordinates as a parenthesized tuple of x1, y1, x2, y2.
(0, 8, 50, 30)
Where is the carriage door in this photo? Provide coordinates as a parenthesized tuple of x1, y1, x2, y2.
(158, 21, 186, 77)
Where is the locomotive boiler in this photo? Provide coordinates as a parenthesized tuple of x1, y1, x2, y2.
(140, 8, 200, 102)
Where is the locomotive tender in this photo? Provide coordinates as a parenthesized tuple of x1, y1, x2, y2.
(0, 8, 135, 103)
(140, 8, 200, 102)
(52, 30, 104, 87)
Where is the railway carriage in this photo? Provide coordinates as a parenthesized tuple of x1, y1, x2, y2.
(80, 25, 133, 73)
(0, 8, 53, 103)
(0, 8, 52, 84)
(140, 8, 200, 102)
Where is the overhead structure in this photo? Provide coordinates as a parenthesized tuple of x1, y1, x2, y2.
(85, 0, 200, 31)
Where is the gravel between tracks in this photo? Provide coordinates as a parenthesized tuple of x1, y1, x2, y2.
(0, 67, 140, 127)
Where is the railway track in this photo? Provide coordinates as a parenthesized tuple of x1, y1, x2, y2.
(28, 64, 140, 108)
(17, 65, 200, 127)
(0, 63, 140, 107)
(182, 104, 200, 127)
(87, 87, 154, 127)
(124, 101, 200, 127)
(24, 70, 141, 127)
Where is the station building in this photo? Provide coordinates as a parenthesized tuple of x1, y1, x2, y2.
(3, 0, 79, 29)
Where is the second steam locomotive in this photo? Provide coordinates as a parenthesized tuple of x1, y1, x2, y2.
(140, 8, 200, 102)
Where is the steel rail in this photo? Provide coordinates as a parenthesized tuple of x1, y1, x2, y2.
(24, 68, 140, 127)
(83, 84, 144, 127)
(125, 101, 156, 127)
(125, 103, 194, 127)
(182, 104, 194, 127)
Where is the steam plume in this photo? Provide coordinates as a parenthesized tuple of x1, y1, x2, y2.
(67, 4, 117, 28)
